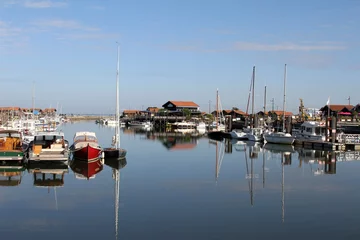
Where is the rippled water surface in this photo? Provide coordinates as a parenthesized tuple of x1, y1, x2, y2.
(1, 121, 360, 240)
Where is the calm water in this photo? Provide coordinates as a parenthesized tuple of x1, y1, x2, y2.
(1, 121, 360, 240)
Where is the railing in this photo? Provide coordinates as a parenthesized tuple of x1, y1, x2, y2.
(336, 151, 360, 161)
(338, 134, 360, 144)
(153, 116, 186, 120)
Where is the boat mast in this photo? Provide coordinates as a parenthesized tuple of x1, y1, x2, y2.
(251, 66, 255, 128)
(245, 75, 253, 115)
(32, 81, 35, 114)
(263, 85, 267, 114)
(216, 88, 219, 131)
(116, 43, 120, 149)
(282, 64, 287, 132)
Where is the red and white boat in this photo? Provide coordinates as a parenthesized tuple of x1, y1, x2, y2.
(70, 132, 102, 161)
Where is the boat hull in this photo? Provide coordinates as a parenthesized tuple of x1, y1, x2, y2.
(72, 144, 102, 161)
(230, 130, 248, 140)
(0, 151, 24, 161)
(208, 131, 224, 141)
(103, 148, 127, 159)
(264, 135, 294, 145)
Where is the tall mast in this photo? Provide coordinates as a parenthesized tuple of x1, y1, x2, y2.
(245, 75, 252, 115)
(116, 43, 120, 149)
(32, 81, 35, 113)
(282, 64, 287, 132)
(251, 66, 255, 128)
(216, 89, 219, 130)
(263, 85, 267, 114)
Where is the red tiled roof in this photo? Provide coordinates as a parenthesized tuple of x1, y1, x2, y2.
(123, 110, 140, 114)
(147, 107, 159, 113)
(268, 110, 293, 116)
(43, 108, 56, 112)
(232, 110, 248, 116)
(0, 107, 21, 111)
(328, 105, 354, 112)
(168, 101, 199, 107)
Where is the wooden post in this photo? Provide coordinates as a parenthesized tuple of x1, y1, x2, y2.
(331, 116, 337, 144)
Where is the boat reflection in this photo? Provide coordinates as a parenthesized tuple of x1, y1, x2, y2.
(105, 157, 127, 170)
(28, 161, 69, 210)
(70, 157, 104, 180)
(0, 162, 25, 187)
(28, 161, 69, 188)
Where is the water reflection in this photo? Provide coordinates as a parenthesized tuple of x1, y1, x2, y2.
(4, 122, 360, 239)
(106, 158, 127, 240)
(28, 161, 68, 187)
(0, 162, 25, 187)
(70, 158, 104, 180)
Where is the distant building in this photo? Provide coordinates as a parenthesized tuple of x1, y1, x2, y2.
(146, 107, 159, 117)
(319, 104, 354, 118)
(162, 101, 200, 112)
(260, 110, 293, 120)
(212, 109, 248, 120)
(122, 110, 140, 117)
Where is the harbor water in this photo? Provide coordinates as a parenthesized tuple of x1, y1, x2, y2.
(1, 121, 360, 239)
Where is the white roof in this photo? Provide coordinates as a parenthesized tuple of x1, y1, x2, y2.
(35, 131, 64, 136)
(74, 131, 97, 138)
(301, 121, 325, 127)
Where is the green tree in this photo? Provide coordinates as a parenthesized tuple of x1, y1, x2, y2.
(232, 107, 239, 110)
(183, 109, 191, 120)
(352, 110, 358, 122)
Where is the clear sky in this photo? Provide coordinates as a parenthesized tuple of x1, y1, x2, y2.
(1, 0, 359, 114)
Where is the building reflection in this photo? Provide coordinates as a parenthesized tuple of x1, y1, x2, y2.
(296, 148, 336, 175)
(0, 162, 25, 187)
(160, 136, 199, 151)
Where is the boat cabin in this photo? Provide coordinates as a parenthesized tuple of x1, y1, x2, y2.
(0, 130, 23, 151)
(31, 132, 66, 155)
(73, 132, 98, 143)
(300, 122, 327, 136)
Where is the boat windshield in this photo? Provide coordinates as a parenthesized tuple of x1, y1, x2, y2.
(75, 135, 97, 142)
(0, 132, 21, 138)
(35, 135, 63, 142)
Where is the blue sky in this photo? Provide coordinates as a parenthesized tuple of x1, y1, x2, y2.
(0, 0, 359, 114)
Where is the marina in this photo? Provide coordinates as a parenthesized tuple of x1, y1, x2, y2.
(0, 121, 359, 239)
(1, 0, 360, 238)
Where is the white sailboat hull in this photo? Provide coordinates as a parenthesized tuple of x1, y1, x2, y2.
(264, 132, 294, 145)
(230, 130, 248, 140)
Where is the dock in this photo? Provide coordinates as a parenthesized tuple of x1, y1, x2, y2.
(294, 133, 360, 151)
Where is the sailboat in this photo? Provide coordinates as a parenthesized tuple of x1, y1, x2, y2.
(245, 66, 264, 142)
(264, 64, 294, 145)
(208, 89, 226, 141)
(104, 43, 127, 159)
